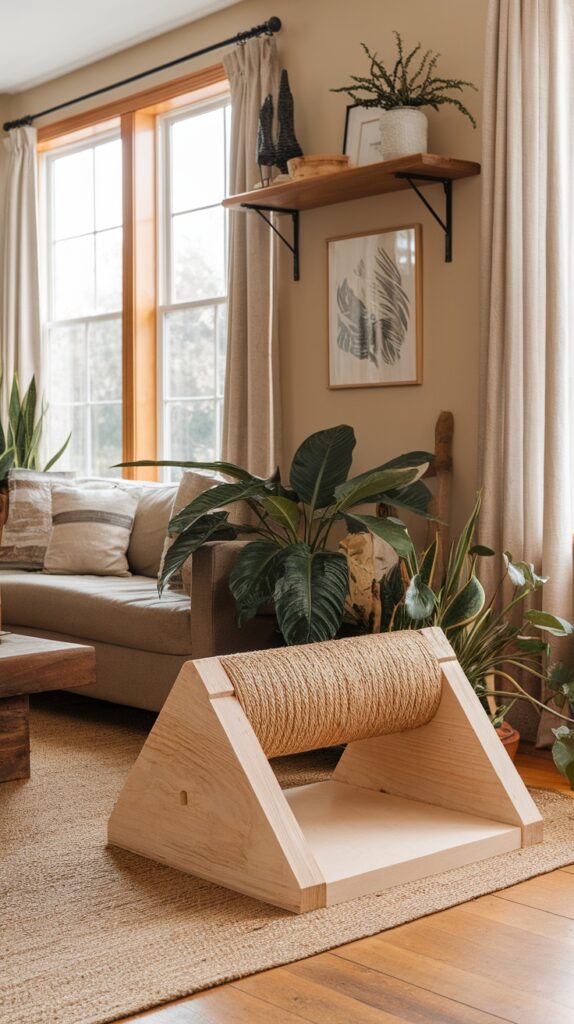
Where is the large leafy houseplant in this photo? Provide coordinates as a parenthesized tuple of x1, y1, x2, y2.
(332, 30, 477, 126)
(349, 494, 574, 785)
(0, 373, 71, 481)
(120, 424, 433, 646)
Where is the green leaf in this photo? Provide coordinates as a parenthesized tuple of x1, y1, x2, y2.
(159, 512, 237, 591)
(525, 610, 574, 637)
(7, 373, 20, 452)
(375, 479, 435, 519)
(0, 446, 14, 481)
(168, 481, 267, 535)
(229, 540, 285, 625)
(470, 544, 495, 557)
(516, 636, 549, 654)
(43, 432, 71, 472)
(404, 573, 436, 620)
(443, 492, 482, 600)
(552, 729, 574, 788)
(346, 513, 415, 560)
(380, 562, 405, 632)
(375, 450, 434, 472)
(261, 496, 300, 537)
(418, 538, 438, 587)
(439, 575, 485, 630)
(334, 467, 418, 511)
(547, 663, 574, 691)
(274, 543, 348, 645)
(289, 425, 355, 510)
(503, 552, 527, 588)
(114, 458, 262, 484)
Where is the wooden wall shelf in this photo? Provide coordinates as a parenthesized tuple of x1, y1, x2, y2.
(222, 153, 481, 277)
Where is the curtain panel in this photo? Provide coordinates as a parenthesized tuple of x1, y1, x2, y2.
(222, 36, 281, 477)
(0, 125, 43, 409)
(479, 0, 574, 740)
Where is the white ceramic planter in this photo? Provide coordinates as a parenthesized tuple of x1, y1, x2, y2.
(379, 108, 428, 160)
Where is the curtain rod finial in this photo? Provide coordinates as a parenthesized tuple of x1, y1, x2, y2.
(267, 16, 282, 33)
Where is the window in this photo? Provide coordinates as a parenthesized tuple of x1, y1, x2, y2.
(43, 133, 123, 476)
(158, 97, 230, 477)
(38, 68, 230, 480)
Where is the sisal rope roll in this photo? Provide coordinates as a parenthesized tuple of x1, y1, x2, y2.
(221, 631, 442, 758)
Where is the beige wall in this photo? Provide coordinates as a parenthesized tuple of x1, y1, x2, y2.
(7, 0, 487, 532)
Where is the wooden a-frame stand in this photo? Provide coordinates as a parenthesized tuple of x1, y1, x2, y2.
(108, 627, 543, 913)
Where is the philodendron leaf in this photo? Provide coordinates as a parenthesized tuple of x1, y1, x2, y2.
(375, 480, 436, 519)
(168, 481, 267, 535)
(114, 458, 262, 483)
(405, 573, 436, 620)
(440, 575, 485, 630)
(229, 540, 285, 625)
(274, 542, 348, 645)
(289, 424, 356, 509)
(375, 450, 434, 473)
(516, 635, 549, 655)
(525, 610, 574, 637)
(503, 552, 528, 588)
(261, 496, 300, 536)
(335, 467, 418, 512)
(159, 512, 237, 592)
(346, 513, 415, 560)
(552, 727, 574, 788)
(470, 544, 495, 557)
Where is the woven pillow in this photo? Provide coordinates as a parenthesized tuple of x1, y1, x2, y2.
(44, 487, 138, 577)
(0, 469, 75, 571)
(159, 470, 234, 594)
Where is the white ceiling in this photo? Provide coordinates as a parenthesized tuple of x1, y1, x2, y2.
(0, 0, 242, 93)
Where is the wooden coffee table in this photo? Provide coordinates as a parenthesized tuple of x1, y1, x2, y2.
(0, 633, 96, 782)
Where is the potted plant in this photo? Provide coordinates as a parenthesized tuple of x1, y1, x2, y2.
(120, 424, 434, 645)
(0, 373, 71, 532)
(332, 31, 477, 160)
(344, 493, 574, 784)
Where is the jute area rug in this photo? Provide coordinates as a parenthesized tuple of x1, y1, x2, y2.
(2, 695, 574, 1024)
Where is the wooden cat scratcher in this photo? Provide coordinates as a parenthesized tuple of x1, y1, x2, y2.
(108, 627, 542, 913)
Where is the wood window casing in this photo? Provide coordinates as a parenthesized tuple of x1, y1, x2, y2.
(37, 64, 228, 479)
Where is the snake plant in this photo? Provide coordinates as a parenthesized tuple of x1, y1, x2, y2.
(0, 373, 71, 480)
(119, 424, 434, 646)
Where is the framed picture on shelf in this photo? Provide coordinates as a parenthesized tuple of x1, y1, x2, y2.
(327, 224, 422, 389)
(343, 104, 382, 166)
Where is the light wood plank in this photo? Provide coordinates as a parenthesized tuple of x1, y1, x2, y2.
(223, 154, 480, 213)
(497, 869, 574, 918)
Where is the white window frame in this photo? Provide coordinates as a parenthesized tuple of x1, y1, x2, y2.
(41, 128, 123, 477)
(156, 93, 230, 477)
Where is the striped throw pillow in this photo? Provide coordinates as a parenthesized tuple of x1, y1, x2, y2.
(43, 487, 138, 577)
(0, 469, 75, 571)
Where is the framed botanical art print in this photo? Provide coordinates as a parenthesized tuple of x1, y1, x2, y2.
(327, 224, 422, 388)
(343, 104, 382, 166)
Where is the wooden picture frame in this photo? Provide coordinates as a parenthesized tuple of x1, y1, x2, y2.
(327, 223, 423, 389)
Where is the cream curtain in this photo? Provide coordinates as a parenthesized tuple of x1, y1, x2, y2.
(0, 125, 43, 409)
(479, 0, 574, 740)
(222, 36, 281, 477)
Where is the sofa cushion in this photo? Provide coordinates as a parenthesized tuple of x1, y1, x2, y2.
(0, 469, 75, 571)
(44, 487, 138, 577)
(0, 571, 192, 656)
(127, 484, 176, 578)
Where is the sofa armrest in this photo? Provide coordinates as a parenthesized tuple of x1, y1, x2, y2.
(190, 541, 277, 659)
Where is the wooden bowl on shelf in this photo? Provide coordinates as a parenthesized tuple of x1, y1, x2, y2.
(287, 155, 350, 180)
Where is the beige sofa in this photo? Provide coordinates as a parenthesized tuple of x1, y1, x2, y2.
(0, 479, 276, 710)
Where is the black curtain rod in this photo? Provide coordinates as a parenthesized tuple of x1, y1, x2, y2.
(3, 16, 281, 132)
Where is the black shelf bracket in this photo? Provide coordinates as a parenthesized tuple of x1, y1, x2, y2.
(241, 203, 300, 281)
(394, 173, 453, 262)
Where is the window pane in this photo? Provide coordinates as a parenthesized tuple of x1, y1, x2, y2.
(48, 323, 86, 402)
(53, 235, 95, 319)
(167, 400, 216, 462)
(165, 307, 215, 398)
(172, 207, 225, 303)
(95, 228, 122, 313)
(95, 139, 122, 231)
(171, 107, 225, 213)
(90, 404, 122, 477)
(88, 319, 122, 401)
(48, 405, 86, 475)
(53, 148, 94, 239)
(216, 304, 227, 396)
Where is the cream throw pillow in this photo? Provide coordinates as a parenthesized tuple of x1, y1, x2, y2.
(44, 487, 138, 577)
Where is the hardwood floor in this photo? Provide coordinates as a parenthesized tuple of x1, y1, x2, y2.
(122, 749, 574, 1024)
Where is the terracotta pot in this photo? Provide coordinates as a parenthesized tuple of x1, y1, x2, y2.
(496, 720, 521, 761)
